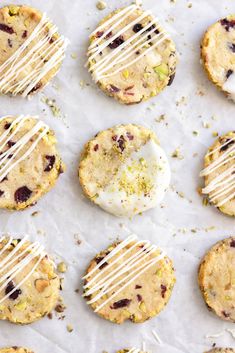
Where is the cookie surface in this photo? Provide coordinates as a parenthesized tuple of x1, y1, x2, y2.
(201, 15, 235, 101)
(198, 237, 235, 323)
(0, 348, 34, 353)
(0, 236, 60, 324)
(200, 131, 235, 216)
(0, 115, 64, 210)
(205, 349, 235, 353)
(79, 124, 170, 217)
(87, 4, 177, 104)
(83, 234, 175, 324)
(117, 350, 147, 353)
(0, 5, 68, 97)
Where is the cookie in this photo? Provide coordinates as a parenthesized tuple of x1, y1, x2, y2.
(198, 237, 235, 323)
(79, 124, 170, 217)
(205, 349, 235, 353)
(0, 5, 69, 97)
(83, 234, 175, 324)
(117, 349, 147, 353)
(0, 115, 65, 210)
(201, 15, 235, 102)
(87, 4, 177, 104)
(200, 131, 235, 216)
(0, 348, 34, 353)
(0, 236, 60, 324)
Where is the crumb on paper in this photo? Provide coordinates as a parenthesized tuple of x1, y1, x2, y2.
(96, 1, 107, 10)
(202, 121, 211, 129)
(55, 303, 66, 313)
(171, 147, 184, 160)
(41, 96, 61, 117)
(188, 2, 192, 8)
(47, 312, 53, 320)
(193, 130, 199, 136)
(57, 262, 68, 273)
(31, 211, 40, 217)
(74, 233, 82, 245)
(212, 131, 218, 137)
(71, 52, 78, 59)
(66, 324, 74, 333)
(155, 114, 166, 123)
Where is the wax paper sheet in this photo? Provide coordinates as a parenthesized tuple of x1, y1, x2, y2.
(0, 0, 235, 352)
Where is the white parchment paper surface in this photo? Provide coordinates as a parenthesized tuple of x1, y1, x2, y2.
(0, 0, 235, 352)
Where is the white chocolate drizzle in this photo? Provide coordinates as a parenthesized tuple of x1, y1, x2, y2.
(200, 137, 235, 207)
(0, 115, 49, 182)
(128, 349, 142, 353)
(83, 234, 165, 312)
(87, 5, 168, 81)
(0, 235, 46, 304)
(0, 13, 69, 97)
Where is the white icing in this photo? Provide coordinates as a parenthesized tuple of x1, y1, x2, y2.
(0, 236, 45, 304)
(87, 5, 168, 82)
(95, 139, 171, 217)
(0, 13, 69, 97)
(200, 137, 235, 207)
(0, 115, 49, 182)
(83, 234, 166, 312)
(223, 73, 235, 102)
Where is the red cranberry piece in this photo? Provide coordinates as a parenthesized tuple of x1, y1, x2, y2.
(109, 84, 120, 93)
(230, 239, 235, 247)
(95, 256, 108, 269)
(137, 294, 142, 302)
(14, 186, 32, 203)
(0, 190, 4, 197)
(105, 31, 113, 38)
(135, 284, 142, 289)
(126, 132, 134, 140)
(117, 135, 125, 152)
(8, 39, 12, 48)
(108, 36, 124, 49)
(44, 155, 56, 172)
(228, 43, 235, 53)
(221, 18, 235, 31)
(111, 298, 132, 309)
(22, 30, 28, 38)
(133, 23, 143, 33)
(4, 122, 11, 130)
(96, 31, 104, 38)
(220, 139, 234, 151)
(29, 82, 42, 94)
(168, 73, 175, 86)
(112, 135, 118, 141)
(5, 280, 22, 300)
(7, 140, 15, 148)
(222, 310, 230, 318)
(94, 144, 99, 152)
(0, 24, 14, 34)
(226, 69, 233, 79)
(161, 284, 167, 298)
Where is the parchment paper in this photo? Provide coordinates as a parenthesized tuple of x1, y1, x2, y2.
(0, 0, 235, 352)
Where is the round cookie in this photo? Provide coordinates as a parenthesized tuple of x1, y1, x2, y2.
(0, 348, 34, 353)
(0, 5, 68, 97)
(0, 236, 60, 324)
(79, 124, 170, 217)
(198, 237, 235, 323)
(83, 234, 175, 324)
(201, 15, 235, 102)
(200, 131, 235, 216)
(205, 349, 235, 353)
(87, 4, 177, 104)
(0, 115, 65, 210)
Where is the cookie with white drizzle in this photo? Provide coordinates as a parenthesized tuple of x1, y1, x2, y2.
(201, 15, 235, 102)
(0, 5, 69, 97)
(0, 115, 65, 210)
(0, 236, 60, 324)
(198, 237, 235, 323)
(200, 131, 235, 216)
(78, 124, 170, 217)
(0, 349, 34, 353)
(205, 349, 235, 353)
(83, 234, 175, 324)
(87, 4, 177, 104)
(117, 349, 148, 353)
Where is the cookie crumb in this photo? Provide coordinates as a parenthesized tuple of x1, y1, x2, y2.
(66, 324, 74, 333)
(31, 211, 39, 217)
(57, 262, 67, 273)
(96, 1, 107, 10)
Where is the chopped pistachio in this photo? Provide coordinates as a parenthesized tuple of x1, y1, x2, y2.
(212, 131, 218, 137)
(122, 69, 129, 79)
(154, 63, 169, 80)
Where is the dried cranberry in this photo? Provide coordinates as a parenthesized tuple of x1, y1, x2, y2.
(95, 256, 108, 269)
(8, 39, 12, 48)
(96, 31, 104, 38)
(146, 24, 159, 34)
(226, 69, 234, 79)
(229, 43, 235, 53)
(133, 23, 143, 33)
(222, 310, 230, 318)
(29, 82, 42, 94)
(94, 144, 99, 152)
(0, 190, 4, 197)
(221, 18, 235, 32)
(4, 122, 11, 130)
(0, 176, 8, 182)
(161, 284, 167, 298)
(108, 36, 124, 49)
(0, 24, 14, 34)
(111, 298, 132, 309)
(7, 140, 15, 148)
(14, 186, 32, 203)
(126, 132, 134, 140)
(230, 239, 235, 247)
(168, 73, 175, 86)
(220, 139, 234, 151)
(44, 155, 55, 172)
(5, 281, 22, 300)
(112, 135, 118, 141)
(137, 294, 142, 302)
(117, 135, 125, 152)
(22, 30, 28, 38)
(109, 84, 120, 93)
(135, 284, 142, 289)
